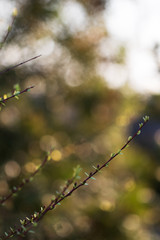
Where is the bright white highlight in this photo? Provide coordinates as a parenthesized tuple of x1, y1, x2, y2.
(104, 0, 160, 93)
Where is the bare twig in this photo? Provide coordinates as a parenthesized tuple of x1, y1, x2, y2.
(0, 55, 41, 75)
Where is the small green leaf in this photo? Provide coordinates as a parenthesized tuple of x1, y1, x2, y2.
(13, 83, 21, 91)
(139, 123, 143, 127)
(40, 206, 45, 212)
(28, 230, 35, 234)
(51, 195, 56, 201)
(91, 177, 96, 180)
(10, 227, 14, 233)
(33, 222, 38, 227)
(143, 115, 149, 122)
(128, 136, 132, 141)
(84, 182, 88, 185)
(73, 165, 82, 179)
(137, 130, 141, 135)
(29, 177, 33, 182)
(110, 153, 115, 158)
(14, 95, 19, 100)
(85, 172, 89, 177)
(117, 149, 122, 155)
(20, 219, 25, 225)
(21, 225, 27, 232)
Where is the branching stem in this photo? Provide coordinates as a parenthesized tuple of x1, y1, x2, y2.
(0, 116, 149, 240)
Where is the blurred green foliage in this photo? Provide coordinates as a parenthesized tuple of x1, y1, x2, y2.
(0, 1, 160, 240)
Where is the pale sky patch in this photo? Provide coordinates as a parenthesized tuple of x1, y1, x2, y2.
(104, 0, 160, 94)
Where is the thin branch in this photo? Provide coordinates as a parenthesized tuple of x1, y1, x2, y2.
(0, 14, 16, 50)
(0, 86, 34, 109)
(0, 116, 149, 239)
(0, 55, 41, 75)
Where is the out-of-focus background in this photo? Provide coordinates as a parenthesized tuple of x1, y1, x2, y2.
(0, 0, 160, 239)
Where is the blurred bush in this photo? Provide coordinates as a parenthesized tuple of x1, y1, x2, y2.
(0, 1, 160, 240)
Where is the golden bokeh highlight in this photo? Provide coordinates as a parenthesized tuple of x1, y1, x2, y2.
(41, 193, 53, 206)
(24, 162, 37, 173)
(122, 214, 140, 231)
(100, 200, 115, 212)
(49, 150, 62, 161)
(124, 179, 136, 192)
(5, 161, 21, 178)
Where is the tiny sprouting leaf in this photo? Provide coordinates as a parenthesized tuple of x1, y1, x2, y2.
(16, 230, 21, 235)
(143, 115, 149, 122)
(117, 149, 122, 155)
(3, 94, 7, 100)
(51, 195, 56, 201)
(29, 177, 33, 182)
(33, 222, 38, 227)
(5, 232, 8, 237)
(1, 102, 5, 106)
(10, 227, 14, 233)
(139, 123, 143, 127)
(137, 130, 141, 135)
(20, 219, 25, 225)
(85, 172, 89, 177)
(110, 153, 115, 158)
(7, 26, 11, 31)
(13, 83, 20, 91)
(28, 230, 35, 234)
(12, 8, 18, 17)
(14, 95, 19, 100)
(91, 177, 96, 180)
(128, 136, 132, 141)
(21, 225, 27, 232)
(73, 165, 82, 179)
(40, 207, 44, 212)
